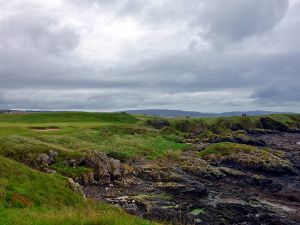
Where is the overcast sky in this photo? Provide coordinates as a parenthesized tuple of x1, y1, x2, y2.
(0, 0, 299, 112)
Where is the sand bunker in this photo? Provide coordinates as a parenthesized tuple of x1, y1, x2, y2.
(29, 126, 61, 131)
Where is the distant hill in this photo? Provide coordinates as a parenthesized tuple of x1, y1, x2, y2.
(1, 109, 293, 117)
(0, 109, 11, 113)
(126, 109, 291, 117)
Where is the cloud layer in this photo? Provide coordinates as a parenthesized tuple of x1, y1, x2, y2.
(0, 0, 299, 112)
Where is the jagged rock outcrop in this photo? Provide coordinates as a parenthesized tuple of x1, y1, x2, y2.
(65, 151, 125, 185)
(35, 150, 58, 168)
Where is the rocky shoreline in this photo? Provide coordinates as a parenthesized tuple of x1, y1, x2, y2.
(27, 116, 300, 225)
(77, 132, 300, 225)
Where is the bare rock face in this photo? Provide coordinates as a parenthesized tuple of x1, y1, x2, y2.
(72, 151, 125, 185)
(110, 158, 122, 179)
(79, 172, 95, 185)
(35, 150, 58, 168)
(68, 178, 86, 200)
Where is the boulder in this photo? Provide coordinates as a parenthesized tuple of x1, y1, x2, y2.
(35, 150, 58, 167)
(110, 159, 122, 179)
(82, 151, 124, 185)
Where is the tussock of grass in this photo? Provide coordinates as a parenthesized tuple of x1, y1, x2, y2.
(199, 142, 255, 158)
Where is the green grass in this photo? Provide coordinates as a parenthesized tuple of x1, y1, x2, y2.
(0, 122, 189, 163)
(0, 156, 83, 208)
(0, 156, 158, 225)
(0, 135, 82, 163)
(0, 206, 157, 225)
(199, 142, 256, 158)
(49, 162, 93, 178)
(190, 208, 205, 216)
(0, 112, 138, 124)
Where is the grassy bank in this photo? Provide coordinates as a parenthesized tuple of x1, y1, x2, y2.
(0, 156, 157, 225)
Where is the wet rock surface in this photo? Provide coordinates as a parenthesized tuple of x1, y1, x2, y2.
(82, 133, 300, 225)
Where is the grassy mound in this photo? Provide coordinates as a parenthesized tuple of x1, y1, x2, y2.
(199, 142, 292, 173)
(0, 123, 189, 163)
(0, 135, 81, 164)
(0, 156, 157, 225)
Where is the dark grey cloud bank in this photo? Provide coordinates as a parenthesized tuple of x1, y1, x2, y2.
(0, 0, 299, 112)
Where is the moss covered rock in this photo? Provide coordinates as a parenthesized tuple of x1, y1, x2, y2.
(199, 142, 293, 174)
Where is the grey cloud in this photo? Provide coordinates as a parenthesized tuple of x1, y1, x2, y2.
(0, 88, 254, 112)
(196, 0, 289, 46)
(252, 84, 300, 106)
(0, 0, 299, 112)
(0, 13, 79, 55)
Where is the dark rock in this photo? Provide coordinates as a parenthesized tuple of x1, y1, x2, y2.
(157, 181, 207, 197)
(210, 137, 237, 143)
(64, 159, 77, 167)
(288, 129, 300, 133)
(204, 202, 297, 225)
(260, 117, 289, 132)
(245, 139, 266, 147)
(210, 136, 267, 147)
(81, 172, 95, 185)
(250, 175, 282, 192)
(194, 126, 205, 135)
(148, 119, 170, 129)
(144, 206, 195, 225)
